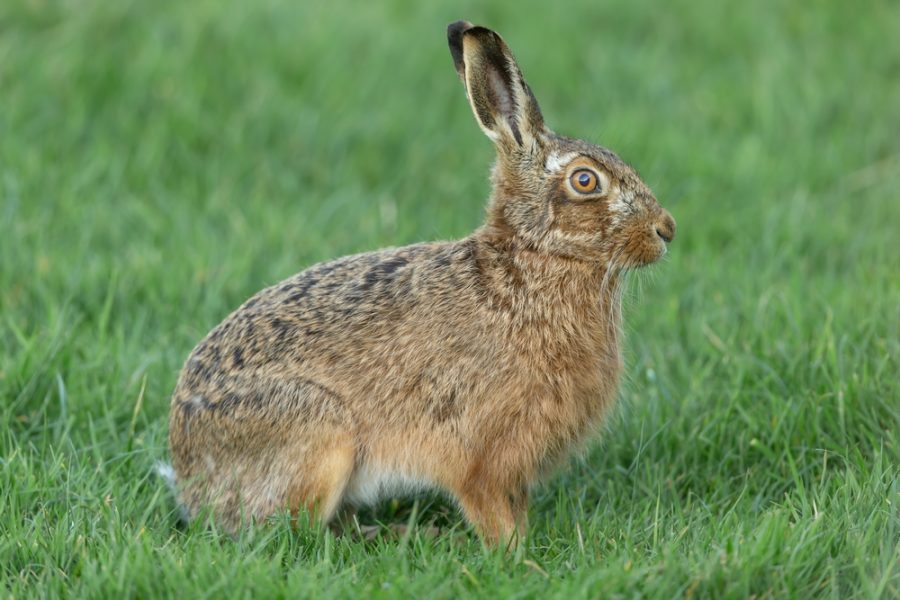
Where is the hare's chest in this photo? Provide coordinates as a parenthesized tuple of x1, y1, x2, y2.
(531, 329, 624, 421)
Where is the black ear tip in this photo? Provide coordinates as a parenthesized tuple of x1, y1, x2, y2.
(447, 21, 474, 74)
(447, 20, 474, 44)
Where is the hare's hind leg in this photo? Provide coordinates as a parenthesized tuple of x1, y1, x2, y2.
(284, 431, 356, 528)
(170, 373, 356, 531)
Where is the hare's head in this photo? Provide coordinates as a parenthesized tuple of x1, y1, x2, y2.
(448, 21, 675, 269)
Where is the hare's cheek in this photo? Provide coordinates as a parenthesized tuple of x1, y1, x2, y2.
(551, 192, 612, 238)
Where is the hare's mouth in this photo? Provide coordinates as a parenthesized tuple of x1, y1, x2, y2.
(614, 234, 668, 270)
(642, 238, 669, 266)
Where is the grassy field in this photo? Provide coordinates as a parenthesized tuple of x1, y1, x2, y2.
(2, 0, 898, 597)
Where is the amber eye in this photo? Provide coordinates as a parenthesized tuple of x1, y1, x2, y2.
(569, 169, 601, 194)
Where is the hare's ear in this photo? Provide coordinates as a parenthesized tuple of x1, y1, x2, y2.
(447, 21, 545, 149)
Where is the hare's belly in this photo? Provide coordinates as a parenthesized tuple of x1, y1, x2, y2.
(344, 465, 432, 507)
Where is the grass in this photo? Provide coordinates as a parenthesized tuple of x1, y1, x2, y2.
(1, 0, 898, 597)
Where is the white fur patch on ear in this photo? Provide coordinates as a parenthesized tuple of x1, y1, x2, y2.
(544, 151, 579, 173)
(475, 118, 501, 142)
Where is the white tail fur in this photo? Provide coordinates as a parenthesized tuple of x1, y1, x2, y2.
(155, 461, 188, 523)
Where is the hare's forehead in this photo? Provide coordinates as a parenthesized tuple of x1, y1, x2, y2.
(544, 151, 581, 173)
(542, 145, 627, 174)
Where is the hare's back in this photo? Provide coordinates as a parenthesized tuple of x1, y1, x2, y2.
(174, 240, 489, 402)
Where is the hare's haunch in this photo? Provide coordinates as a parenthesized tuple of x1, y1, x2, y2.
(166, 21, 675, 546)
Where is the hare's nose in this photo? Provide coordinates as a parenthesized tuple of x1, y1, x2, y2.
(655, 210, 676, 243)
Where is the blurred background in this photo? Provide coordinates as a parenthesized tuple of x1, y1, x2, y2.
(1, 0, 898, 596)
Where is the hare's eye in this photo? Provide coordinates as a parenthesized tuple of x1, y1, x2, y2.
(569, 169, 601, 194)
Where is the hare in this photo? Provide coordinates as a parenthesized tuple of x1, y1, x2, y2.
(165, 20, 675, 546)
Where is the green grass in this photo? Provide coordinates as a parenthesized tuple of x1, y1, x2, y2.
(2, 0, 898, 597)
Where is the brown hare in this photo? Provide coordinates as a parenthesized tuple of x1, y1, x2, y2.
(164, 20, 675, 546)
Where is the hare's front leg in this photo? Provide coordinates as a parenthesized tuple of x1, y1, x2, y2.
(452, 476, 529, 547)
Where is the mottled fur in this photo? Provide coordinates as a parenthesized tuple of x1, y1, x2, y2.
(167, 21, 676, 545)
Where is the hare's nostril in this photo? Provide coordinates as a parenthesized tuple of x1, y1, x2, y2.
(655, 212, 676, 244)
(656, 226, 673, 244)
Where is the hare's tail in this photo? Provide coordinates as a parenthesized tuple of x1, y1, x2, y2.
(155, 461, 189, 524)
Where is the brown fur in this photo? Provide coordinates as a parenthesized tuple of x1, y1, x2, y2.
(167, 21, 676, 546)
